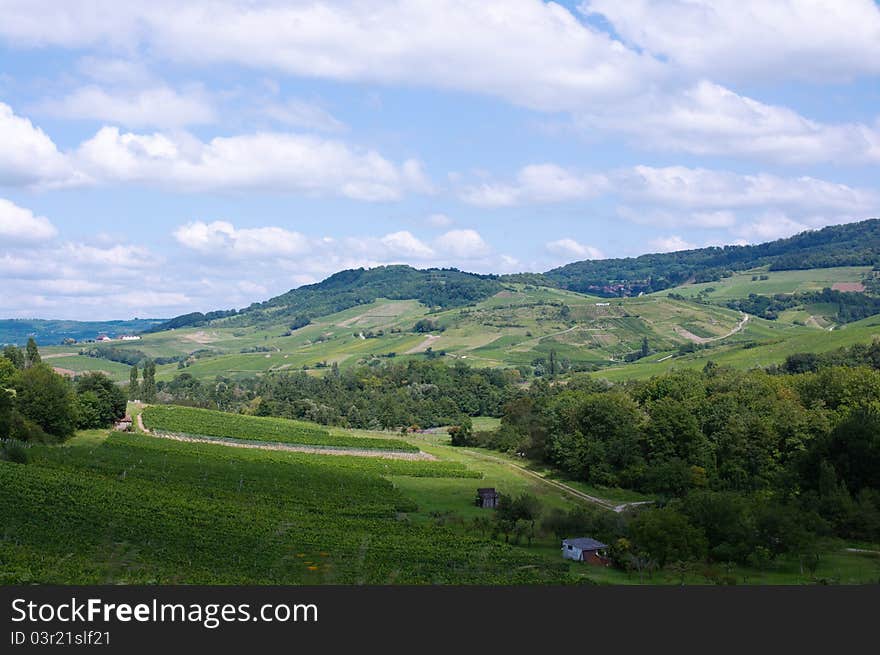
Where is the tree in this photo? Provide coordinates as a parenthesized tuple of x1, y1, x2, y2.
(11, 365, 77, 441)
(141, 359, 157, 403)
(76, 372, 127, 427)
(0, 388, 13, 439)
(628, 507, 707, 568)
(129, 365, 140, 401)
(3, 345, 25, 370)
(25, 337, 41, 368)
(641, 337, 649, 359)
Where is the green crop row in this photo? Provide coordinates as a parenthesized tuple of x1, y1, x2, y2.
(142, 405, 418, 452)
(1, 433, 563, 585)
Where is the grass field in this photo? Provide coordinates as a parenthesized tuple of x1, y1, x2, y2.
(598, 314, 880, 381)
(652, 266, 871, 301)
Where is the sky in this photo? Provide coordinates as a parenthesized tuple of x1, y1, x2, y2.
(1, 0, 879, 321)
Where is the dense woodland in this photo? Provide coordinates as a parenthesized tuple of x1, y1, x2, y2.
(156, 360, 516, 430)
(462, 343, 880, 568)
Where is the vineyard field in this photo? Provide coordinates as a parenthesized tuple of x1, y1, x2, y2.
(141, 405, 418, 452)
(0, 432, 565, 584)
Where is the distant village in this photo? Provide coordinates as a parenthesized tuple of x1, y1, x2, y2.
(61, 334, 142, 345)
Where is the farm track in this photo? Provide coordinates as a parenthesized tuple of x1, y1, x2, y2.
(675, 313, 749, 344)
(460, 449, 652, 513)
(136, 413, 436, 460)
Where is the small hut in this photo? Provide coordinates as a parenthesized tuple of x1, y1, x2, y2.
(475, 487, 499, 509)
(561, 537, 610, 565)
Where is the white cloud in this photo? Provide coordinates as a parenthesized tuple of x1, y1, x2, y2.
(0, 102, 81, 188)
(38, 84, 216, 128)
(74, 127, 430, 200)
(584, 0, 880, 83)
(619, 165, 878, 214)
(262, 99, 346, 133)
(2, 2, 879, 167)
(730, 213, 812, 242)
(461, 164, 608, 207)
(426, 213, 454, 228)
(648, 235, 698, 253)
(545, 238, 604, 260)
(0, 1, 660, 113)
(173, 221, 310, 258)
(0, 197, 57, 240)
(379, 231, 435, 259)
(579, 81, 880, 165)
(434, 229, 491, 258)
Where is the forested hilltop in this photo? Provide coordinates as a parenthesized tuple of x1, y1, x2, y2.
(542, 218, 880, 296)
(149, 265, 504, 331)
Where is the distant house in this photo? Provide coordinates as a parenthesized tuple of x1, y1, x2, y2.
(475, 488, 499, 509)
(595, 302, 610, 307)
(97, 334, 112, 342)
(562, 537, 610, 565)
(120, 335, 141, 341)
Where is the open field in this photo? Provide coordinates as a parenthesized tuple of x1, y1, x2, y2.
(651, 266, 872, 301)
(597, 313, 880, 381)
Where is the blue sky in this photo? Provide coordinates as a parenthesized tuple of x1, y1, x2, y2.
(1, 0, 879, 320)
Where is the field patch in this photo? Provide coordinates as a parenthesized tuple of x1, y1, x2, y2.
(142, 405, 419, 452)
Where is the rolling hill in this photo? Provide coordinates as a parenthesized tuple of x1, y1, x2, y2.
(29, 219, 880, 382)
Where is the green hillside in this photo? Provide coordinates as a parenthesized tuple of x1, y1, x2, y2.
(49, 284, 757, 381)
(544, 218, 880, 296)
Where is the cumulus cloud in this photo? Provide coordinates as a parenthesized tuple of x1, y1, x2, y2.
(2, 2, 880, 167)
(579, 81, 880, 164)
(618, 165, 878, 214)
(648, 235, 698, 253)
(71, 127, 431, 199)
(545, 238, 604, 260)
(173, 221, 310, 257)
(434, 229, 491, 258)
(461, 164, 608, 207)
(37, 84, 216, 128)
(0, 1, 661, 113)
(0, 197, 57, 240)
(583, 0, 880, 83)
(0, 102, 82, 188)
(379, 231, 435, 259)
(0, 102, 430, 199)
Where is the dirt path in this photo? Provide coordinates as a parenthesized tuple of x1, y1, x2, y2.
(461, 449, 652, 513)
(137, 417, 436, 460)
(405, 334, 441, 354)
(512, 325, 578, 351)
(675, 313, 749, 344)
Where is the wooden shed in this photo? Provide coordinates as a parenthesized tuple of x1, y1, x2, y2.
(562, 537, 610, 566)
